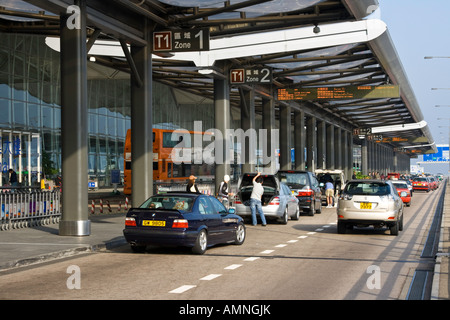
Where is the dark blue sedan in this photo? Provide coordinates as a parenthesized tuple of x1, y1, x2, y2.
(123, 192, 246, 254)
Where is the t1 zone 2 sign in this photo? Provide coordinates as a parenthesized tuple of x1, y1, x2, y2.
(230, 67, 272, 84)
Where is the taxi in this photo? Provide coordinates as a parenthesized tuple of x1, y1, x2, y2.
(391, 180, 411, 207)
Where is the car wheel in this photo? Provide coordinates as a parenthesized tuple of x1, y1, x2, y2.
(315, 198, 322, 214)
(292, 205, 300, 220)
(234, 223, 246, 245)
(192, 229, 208, 254)
(308, 199, 315, 216)
(399, 212, 404, 231)
(279, 208, 289, 224)
(337, 221, 347, 234)
(390, 221, 399, 236)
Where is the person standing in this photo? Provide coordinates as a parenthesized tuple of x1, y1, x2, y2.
(9, 169, 18, 187)
(218, 174, 233, 208)
(250, 172, 267, 226)
(325, 180, 334, 208)
(186, 175, 200, 193)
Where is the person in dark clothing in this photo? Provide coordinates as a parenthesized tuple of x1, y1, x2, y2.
(186, 175, 200, 193)
(9, 169, 18, 186)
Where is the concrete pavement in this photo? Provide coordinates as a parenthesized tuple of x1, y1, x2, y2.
(0, 187, 448, 300)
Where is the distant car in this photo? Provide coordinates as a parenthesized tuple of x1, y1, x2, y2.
(391, 180, 412, 207)
(429, 176, 438, 190)
(123, 192, 246, 254)
(277, 170, 322, 216)
(337, 180, 404, 235)
(234, 173, 299, 224)
(412, 177, 431, 192)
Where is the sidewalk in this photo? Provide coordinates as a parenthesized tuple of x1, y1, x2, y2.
(431, 182, 450, 300)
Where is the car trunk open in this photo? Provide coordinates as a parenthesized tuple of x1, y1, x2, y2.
(238, 173, 279, 206)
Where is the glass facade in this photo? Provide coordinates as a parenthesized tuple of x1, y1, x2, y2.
(0, 33, 214, 186)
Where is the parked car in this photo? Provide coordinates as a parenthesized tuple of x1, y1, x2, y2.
(277, 170, 322, 216)
(234, 173, 299, 224)
(391, 180, 412, 207)
(412, 177, 431, 192)
(315, 169, 346, 204)
(123, 192, 246, 254)
(337, 180, 404, 235)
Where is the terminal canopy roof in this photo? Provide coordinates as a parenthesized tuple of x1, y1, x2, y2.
(0, 0, 437, 155)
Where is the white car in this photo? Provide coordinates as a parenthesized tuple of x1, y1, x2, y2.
(234, 173, 299, 224)
(337, 180, 404, 235)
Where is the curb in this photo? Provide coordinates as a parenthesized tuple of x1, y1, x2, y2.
(0, 237, 127, 272)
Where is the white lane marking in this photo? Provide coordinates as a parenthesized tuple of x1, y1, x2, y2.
(244, 257, 260, 261)
(224, 264, 242, 270)
(260, 250, 274, 254)
(275, 244, 287, 248)
(315, 228, 324, 231)
(287, 240, 298, 243)
(169, 285, 196, 294)
(307, 232, 316, 235)
(200, 274, 222, 281)
(323, 225, 331, 228)
(298, 235, 308, 239)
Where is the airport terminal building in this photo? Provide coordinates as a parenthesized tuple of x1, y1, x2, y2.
(0, 32, 216, 187)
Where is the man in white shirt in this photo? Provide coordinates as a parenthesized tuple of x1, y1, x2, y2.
(250, 172, 267, 226)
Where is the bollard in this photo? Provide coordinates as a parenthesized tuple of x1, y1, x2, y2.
(91, 199, 95, 214)
(125, 197, 129, 210)
(106, 200, 112, 213)
(99, 199, 103, 214)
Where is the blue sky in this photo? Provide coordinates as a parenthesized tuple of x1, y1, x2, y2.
(378, 0, 450, 146)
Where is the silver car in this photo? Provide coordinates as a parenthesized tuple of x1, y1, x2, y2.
(337, 180, 404, 235)
(234, 173, 299, 224)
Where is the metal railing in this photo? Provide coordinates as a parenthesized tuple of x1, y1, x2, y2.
(0, 187, 61, 231)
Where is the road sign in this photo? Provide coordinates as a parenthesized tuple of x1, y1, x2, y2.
(230, 67, 272, 84)
(153, 28, 210, 52)
(277, 85, 400, 101)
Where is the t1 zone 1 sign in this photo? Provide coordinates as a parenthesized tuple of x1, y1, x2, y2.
(230, 67, 272, 84)
(153, 28, 210, 52)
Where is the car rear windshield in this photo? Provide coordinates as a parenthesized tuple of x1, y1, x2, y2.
(393, 183, 408, 189)
(278, 172, 308, 188)
(414, 177, 428, 182)
(140, 196, 194, 211)
(344, 182, 390, 196)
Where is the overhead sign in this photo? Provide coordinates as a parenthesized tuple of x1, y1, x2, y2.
(230, 67, 272, 84)
(353, 128, 372, 135)
(277, 85, 400, 101)
(153, 28, 210, 52)
(422, 145, 449, 162)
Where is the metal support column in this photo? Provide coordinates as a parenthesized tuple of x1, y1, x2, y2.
(306, 116, 316, 171)
(240, 88, 255, 173)
(326, 123, 335, 169)
(361, 139, 369, 176)
(59, 0, 90, 236)
(262, 98, 277, 173)
(294, 110, 305, 170)
(279, 104, 291, 170)
(131, 23, 153, 207)
(214, 64, 231, 191)
(317, 120, 326, 170)
(334, 127, 342, 170)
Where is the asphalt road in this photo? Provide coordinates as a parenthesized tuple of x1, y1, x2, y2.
(0, 187, 442, 301)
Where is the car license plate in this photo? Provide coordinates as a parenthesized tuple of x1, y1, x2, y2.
(360, 202, 372, 209)
(142, 220, 165, 227)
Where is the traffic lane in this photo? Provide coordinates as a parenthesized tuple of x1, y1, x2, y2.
(165, 189, 440, 300)
(0, 189, 439, 300)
